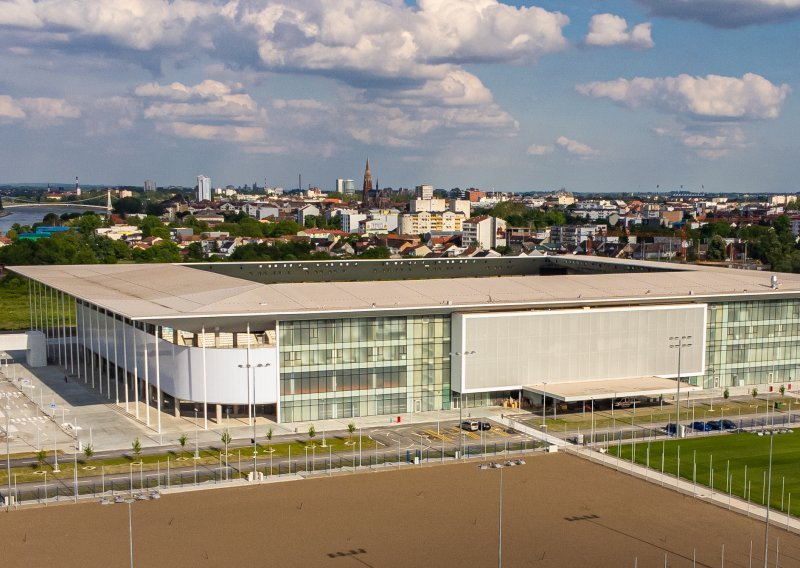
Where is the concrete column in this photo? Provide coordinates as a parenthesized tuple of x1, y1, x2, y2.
(216, 404, 222, 424)
(174, 400, 181, 418)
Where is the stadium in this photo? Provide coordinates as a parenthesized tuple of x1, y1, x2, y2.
(10, 256, 800, 433)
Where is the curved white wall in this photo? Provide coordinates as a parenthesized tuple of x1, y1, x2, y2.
(77, 304, 278, 405)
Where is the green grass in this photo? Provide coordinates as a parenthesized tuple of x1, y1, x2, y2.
(611, 431, 800, 513)
(0, 277, 32, 331)
(0, 436, 378, 484)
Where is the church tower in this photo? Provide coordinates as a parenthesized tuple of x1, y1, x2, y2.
(362, 158, 373, 207)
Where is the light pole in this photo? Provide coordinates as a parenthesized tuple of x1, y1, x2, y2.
(481, 461, 525, 568)
(450, 350, 476, 458)
(669, 335, 692, 438)
(764, 391, 776, 568)
(239, 362, 270, 470)
(5, 405, 10, 509)
(193, 407, 199, 459)
(126, 499, 135, 568)
(541, 382, 548, 428)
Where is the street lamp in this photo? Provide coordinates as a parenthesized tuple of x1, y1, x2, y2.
(541, 382, 548, 429)
(5, 405, 10, 509)
(450, 350, 476, 458)
(669, 335, 692, 438)
(239, 362, 271, 474)
(480, 460, 525, 568)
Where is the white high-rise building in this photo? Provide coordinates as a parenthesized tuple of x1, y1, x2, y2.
(144, 179, 156, 192)
(336, 179, 356, 194)
(197, 175, 211, 202)
(415, 184, 434, 200)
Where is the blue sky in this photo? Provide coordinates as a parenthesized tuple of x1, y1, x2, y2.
(0, 0, 798, 193)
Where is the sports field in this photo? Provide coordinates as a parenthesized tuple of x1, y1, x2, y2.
(611, 431, 800, 514)
(2, 452, 800, 567)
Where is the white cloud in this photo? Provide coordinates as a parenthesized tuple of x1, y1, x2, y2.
(556, 136, 597, 156)
(634, 0, 800, 28)
(0, 94, 26, 122)
(0, 93, 80, 126)
(136, 79, 266, 142)
(0, 0, 214, 50)
(527, 136, 598, 158)
(134, 80, 243, 101)
(576, 73, 790, 120)
(158, 122, 265, 143)
(585, 14, 653, 49)
(655, 124, 748, 159)
(238, 0, 569, 80)
(526, 144, 553, 156)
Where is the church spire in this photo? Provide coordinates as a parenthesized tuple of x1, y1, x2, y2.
(362, 158, 373, 206)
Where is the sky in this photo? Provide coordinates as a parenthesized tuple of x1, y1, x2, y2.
(0, 0, 799, 194)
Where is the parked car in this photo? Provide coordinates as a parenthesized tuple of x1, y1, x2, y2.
(479, 421, 492, 431)
(691, 421, 711, 432)
(460, 420, 479, 432)
(707, 420, 722, 431)
(721, 419, 738, 430)
(665, 423, 678, 435)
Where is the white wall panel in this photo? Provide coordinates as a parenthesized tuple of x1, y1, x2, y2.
(452, 304, 706, 393)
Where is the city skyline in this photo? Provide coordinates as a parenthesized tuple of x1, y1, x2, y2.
(0, 1, 798, 193)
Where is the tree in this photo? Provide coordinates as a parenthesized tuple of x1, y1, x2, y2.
(780, 384, 786, 397)
(113, 196, 143, 215)
(266, 427, 273, 452)
(132, 437, 142, 461)
(221, 430, 232, 451)
(83, 443, 94, 463)
(347, 422, 356, 445)
(723, 387, 730, 400)
(36, 449, 47, 469)
(751, 387, 759, 399)
(706, 235, 727, 261)
(178, 433, 188, 456)
(308, 424, 317, 446)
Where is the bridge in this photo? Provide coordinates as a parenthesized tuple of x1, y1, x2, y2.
(2, 191, 112, 212)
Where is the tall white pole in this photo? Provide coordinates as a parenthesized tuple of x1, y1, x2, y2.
(113, 315, 119, 405)
(202, 326, 208, 430)
(104, 310, 111, 399)
(28, 278, 33, 331)
(132, 323, 139, 420)
(246, 323, 252, 426)
(143, 325, 150, 427)
(80, 302, 87, 383)
(122, 318, 129, 412)
(154, 326, 162, 435)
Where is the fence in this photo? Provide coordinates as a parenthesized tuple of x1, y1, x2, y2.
(3, 440, 544, 508)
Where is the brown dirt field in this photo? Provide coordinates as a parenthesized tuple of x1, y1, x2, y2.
(2, 453, 799, 568)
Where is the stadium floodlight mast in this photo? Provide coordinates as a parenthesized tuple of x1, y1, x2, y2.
(669, 336, 692, 438)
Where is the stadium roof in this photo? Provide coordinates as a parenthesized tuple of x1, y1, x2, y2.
(11, 258, 800, 330)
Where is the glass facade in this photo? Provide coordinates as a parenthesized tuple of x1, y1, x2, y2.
(279, 315, 451, 423)
(704, 299, 800, 389)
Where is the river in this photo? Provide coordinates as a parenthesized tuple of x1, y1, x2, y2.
(0, 206, 106, 235)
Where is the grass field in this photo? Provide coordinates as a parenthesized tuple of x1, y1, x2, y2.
(611, 430, 800, 514)
(0, 276, 31, 331)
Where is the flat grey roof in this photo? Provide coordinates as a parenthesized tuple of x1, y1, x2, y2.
(523, 377, 702, 402)
(11, 258, 800, 328)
